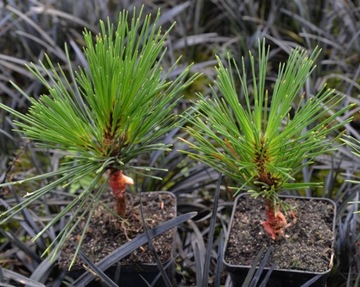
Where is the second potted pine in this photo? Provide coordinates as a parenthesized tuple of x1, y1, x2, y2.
(181, 40, 353, 286)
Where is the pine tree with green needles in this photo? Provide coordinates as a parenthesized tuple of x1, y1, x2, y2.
(180, 40, 353, 240)
(0, 7, 198, 267)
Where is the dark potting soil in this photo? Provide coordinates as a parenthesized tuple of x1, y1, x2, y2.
(224, 194, 334, 272)
(58, 192, 176, 270)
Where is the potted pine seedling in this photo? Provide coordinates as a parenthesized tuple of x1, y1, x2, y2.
(180, 40, 353, 287)
(0, 7, 198, 285)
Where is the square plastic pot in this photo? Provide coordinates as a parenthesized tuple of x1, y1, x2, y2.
(223, 193, 336, 287)
(63, 191, 177, 286)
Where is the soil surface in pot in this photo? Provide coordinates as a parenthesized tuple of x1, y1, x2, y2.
(58, 191, 176, 270)
(224, 194, 334, 272)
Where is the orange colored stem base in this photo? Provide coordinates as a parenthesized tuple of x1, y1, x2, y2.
(262, 200, 296, 240)
(109, 169, 134, 217)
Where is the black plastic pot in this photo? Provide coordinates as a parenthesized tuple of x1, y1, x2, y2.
(63, 191, 177, 286)
(65, 261, 175, 286)
(223, 193, 336, 287)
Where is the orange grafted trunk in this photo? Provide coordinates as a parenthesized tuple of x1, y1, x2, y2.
(262, 199, 288, 240)
(109, 169, 134, 217)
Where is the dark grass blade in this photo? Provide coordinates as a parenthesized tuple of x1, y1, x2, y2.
(354, 272, 360, 287)
(138, 191, 172, 287)
(194, 241, 203, 287)
(149, 259, 175, 287)
(78, 250, 118, 287)
(156, 1, 190, 27)
(201, 174, 222, 287)
(258, 266, 274, 287)
(137, 275, 152, 287)
(112, 263, 121, 285)
(0, 266, 3, 282)
(188, 220, 206, 285)
(0, 230, 41, 265)
(1, 267, 45, 287)
(73, 212, 197, 285)
(332, 192, 359, 286)
(5, 189, 43, 243)
(28, 252, 58, 285)
(249, 246, 273, 287)
(214, 230, 224, 287)
(17, 202, 47, 250)
(241, 246, 267, 287)
(300, 274, 322, 287)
